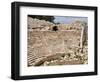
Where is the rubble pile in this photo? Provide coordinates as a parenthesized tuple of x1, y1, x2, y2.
(28, 17, 55, 31)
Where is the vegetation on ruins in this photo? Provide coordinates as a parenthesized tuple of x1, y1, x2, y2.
(28, 15, 55, 23)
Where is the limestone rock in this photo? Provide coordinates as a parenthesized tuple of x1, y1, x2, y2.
(27, 17, 88, 66)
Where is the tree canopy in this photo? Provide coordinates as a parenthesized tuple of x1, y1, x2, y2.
(28, 15, 55, 23)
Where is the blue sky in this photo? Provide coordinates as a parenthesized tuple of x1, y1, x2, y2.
(54, 16, 88, 24)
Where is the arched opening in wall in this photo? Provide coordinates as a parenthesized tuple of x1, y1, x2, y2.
(52, 26, 58, 31)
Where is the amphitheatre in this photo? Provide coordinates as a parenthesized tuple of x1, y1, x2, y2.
(27, 17, 88, 66)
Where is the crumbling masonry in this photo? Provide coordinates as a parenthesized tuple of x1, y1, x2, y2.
(28, 17, 88, 66)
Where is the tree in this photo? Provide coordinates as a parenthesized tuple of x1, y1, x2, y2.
(28, 15, 55, 23)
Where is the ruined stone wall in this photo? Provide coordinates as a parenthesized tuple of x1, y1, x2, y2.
(28, 31, 81, 66)
(28, 17, 83, 31)
(27, 17, 88, 66)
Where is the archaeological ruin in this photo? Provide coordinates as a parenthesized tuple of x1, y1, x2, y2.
(27, 17, 88, 66)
